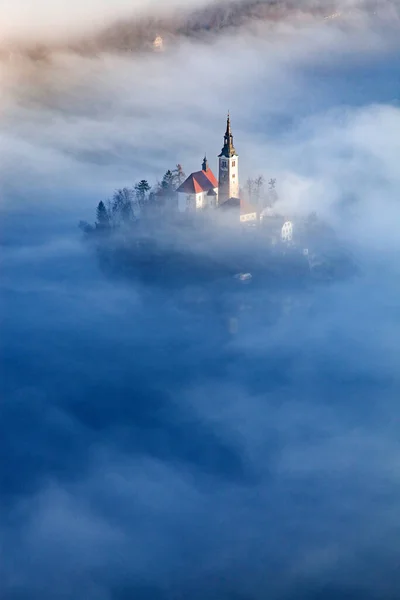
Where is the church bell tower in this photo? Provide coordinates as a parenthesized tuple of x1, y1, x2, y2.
(218, 113, 239, 205)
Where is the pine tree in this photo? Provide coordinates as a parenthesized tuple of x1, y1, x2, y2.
(134, 180, 151, 207)
(161, 170, 175, 193)
(96, 201, 110, 229)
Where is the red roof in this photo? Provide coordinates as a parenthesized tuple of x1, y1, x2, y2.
(177, 169, 218, 194)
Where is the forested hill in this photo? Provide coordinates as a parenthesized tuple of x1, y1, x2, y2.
(3, 0, 397, 60)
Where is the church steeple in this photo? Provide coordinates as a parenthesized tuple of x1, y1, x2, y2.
(202, 154, 209, 172)
(218, 112, 239, 205)
(226, 112, 231, 136)
(219, 112, 237, 158)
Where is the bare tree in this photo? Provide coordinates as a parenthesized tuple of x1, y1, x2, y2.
(111, 188, 134, 225)
(267, 178, 278, 206)
(246, 177, 254, 203)
(254, 175, 264, 207)
(172, 164, 186, 189)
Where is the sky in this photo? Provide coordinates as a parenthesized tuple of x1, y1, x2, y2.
(2, 1, 400, 599)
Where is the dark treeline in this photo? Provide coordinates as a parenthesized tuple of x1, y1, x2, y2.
(3, 0, 394, 61)
(79, 171, 355, 294)
(78, 156, 356, 294)
(80, 167, 277, 236)
(79, 164, 186, 235)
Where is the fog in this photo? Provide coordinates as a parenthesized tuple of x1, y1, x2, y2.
(0, 0, 211, 42)
(2, 2, 400, 599)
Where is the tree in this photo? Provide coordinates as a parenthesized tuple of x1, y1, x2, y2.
(111, 188, 134, 225)
(246, 178, 254, 203)
(268, 178, 278, 206)
(158, 169, 178, 209)
(172, 164, 186, 189)
(161, 170, 175, 193)
(79, 220, 94, 234)
(134, 180, 151, 207)
(96, 200, 110, 229)
(254, 175, 264, 206)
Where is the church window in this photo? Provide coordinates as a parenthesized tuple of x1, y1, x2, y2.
(232, 161, 236, 167)
(232, 174, 236, 178)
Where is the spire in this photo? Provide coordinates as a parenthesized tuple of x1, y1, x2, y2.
(202, 154, 209, 172)
(225, 111, 231, 137)
(219, 111, 237, 158)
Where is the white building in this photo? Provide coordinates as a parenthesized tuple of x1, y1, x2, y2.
(177, 156, 219, 213)
(176, 114, 240, 213)
(218, 112, 239, 204)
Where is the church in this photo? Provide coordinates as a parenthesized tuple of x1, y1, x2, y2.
(177, 114, 240, 212)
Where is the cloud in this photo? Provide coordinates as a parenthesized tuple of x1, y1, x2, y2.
(2, 5, 400, 600)
(0, 0, 214, 43)
(2, 0, 399, 47)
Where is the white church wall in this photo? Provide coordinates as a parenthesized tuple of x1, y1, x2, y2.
(178, 193, 195, 213)
(178, 189, 219, 212)
(207, 188, 218, 208)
